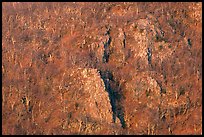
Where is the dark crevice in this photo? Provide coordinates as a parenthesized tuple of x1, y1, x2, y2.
(28, 101, 33, 113)
(147, 47, 152, 67)
(102, 27, 112, 63)
(99, 70, 126, 129)
(155, 79, 166, 95)
(123, 32, 126, 48)
(21, 97, 27, 105)
(187, 38, 192, 48)
(104, 26, 111, 36)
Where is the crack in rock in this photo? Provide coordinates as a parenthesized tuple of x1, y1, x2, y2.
(99, 70, 126, 129)
(102, 27, 112, 63)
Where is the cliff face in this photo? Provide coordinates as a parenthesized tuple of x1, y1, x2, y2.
(2, 2, 202, 135)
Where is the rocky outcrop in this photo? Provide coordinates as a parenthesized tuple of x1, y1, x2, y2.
(2, 67, 115, 135)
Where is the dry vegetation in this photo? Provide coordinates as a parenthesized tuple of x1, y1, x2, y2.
(2, 2, 202, 135)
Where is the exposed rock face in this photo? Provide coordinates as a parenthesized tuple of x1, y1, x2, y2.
(2, 2, 202, 135)
(2, 67, 114, 135)
(57, 68, 113, 134)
